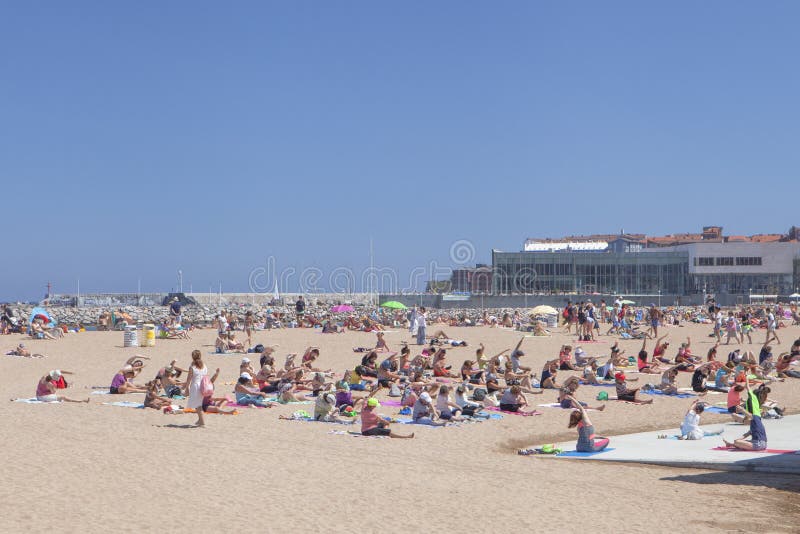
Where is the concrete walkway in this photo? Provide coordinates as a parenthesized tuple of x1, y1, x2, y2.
(536, 415, 800, 474)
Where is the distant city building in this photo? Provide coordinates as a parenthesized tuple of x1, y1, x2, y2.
(492, 227, 800, 296)
(449, 264, 492, 293)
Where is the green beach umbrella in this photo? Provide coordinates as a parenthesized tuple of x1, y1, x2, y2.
(380, 301, 408, 310)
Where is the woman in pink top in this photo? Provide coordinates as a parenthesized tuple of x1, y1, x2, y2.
(727, 384, 749, 423)
(36, 370, 88, 403)
(360, 397, 414, 438)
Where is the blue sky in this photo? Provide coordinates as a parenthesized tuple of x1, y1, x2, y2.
(2, 1, 799, 300)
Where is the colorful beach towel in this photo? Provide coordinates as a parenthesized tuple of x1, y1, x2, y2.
(712, 446, 796, 454)
(487, 407, 542, 416)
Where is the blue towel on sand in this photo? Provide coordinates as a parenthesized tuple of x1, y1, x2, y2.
(642, 390, 696, 399)
(557, 448, 615, 457)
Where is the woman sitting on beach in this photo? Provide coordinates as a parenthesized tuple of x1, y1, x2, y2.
(691, 362, 728, 393)
(302, 347, 327, 372)
(558, 376, 605, 410)
(454, 384, 485, 416)
(30, 320, 56, 340)
(540, 360, 560, 389)
(156, 362, 184, 398)
(614, 372, 652, 404)
(566, 395, 609, 453)
(110, 366, 148, 394)
(276, 375, 311, 403)
(35, 370, 88, 403)
(435, 385, 463, 420)
(360, 397, 414, 438)
(412, 390, 447, 426)
(503, 362, 541, 394)
(484, 360, 505, 398)
(723, 380, 767, 451)
(215, 332, 229, 353)
(226, 332, 245, 352)
(432, 349, 458, 378)
(359, 351, 379, 378)
(234, 373, 275, 407)
(498, 385, 529, 413)
(558, 345, 581, 371)
(460, 359, 485, 384)
(144, 380, 175, 410)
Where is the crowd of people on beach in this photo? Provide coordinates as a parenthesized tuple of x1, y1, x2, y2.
(5, 297, 799, 452)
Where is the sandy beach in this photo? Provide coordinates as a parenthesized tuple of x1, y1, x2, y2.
(2, 321, 799, 533)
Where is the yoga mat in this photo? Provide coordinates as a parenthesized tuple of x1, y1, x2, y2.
(642, 390, 696, 399)
(712, 447, 796, 454)
(103, 401, 145, 408)
(486, 407, 542, 416)
(704, 406, 730, 414)
(91, 391, 111, 395)
(557, 448, 615, 457)
(12, 398, 59, 404)
(583, 382, 616, 387)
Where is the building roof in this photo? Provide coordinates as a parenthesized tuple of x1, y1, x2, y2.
(522, 227, 798, 250)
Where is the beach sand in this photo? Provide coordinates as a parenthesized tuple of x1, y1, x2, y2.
(2, 321, 799, 532)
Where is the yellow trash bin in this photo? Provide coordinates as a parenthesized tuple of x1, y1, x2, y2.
(141, 323, 156, 347)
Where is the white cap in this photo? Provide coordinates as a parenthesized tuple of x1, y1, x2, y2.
(240, 372, 252, 380)
(241, 357, 250, 363)
(420, 392, 433, 403)
(49, 370, 62, 380)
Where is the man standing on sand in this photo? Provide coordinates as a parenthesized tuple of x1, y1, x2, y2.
(648, 303, 662, 338)
(169, 297, 182, 326)
(416, 307, 427, 345)
(295, 296, 305, 327)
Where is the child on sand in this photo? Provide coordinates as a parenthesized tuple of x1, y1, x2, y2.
(679, 399, 723, 440)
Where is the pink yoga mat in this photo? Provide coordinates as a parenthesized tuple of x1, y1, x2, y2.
(711, 446, 796, 454)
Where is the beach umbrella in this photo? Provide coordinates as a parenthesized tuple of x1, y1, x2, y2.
(331, 304, 354, 313)
(380, 301, 408, 310)
(620, 299, 636, 305)
(529, 305, 558, 316)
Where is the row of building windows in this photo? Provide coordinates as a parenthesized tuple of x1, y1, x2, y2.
(694, 257, 762, 267)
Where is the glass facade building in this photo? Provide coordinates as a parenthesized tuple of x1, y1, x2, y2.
(491, 250, 689, 295)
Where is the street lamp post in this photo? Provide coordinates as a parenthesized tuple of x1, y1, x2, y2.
(178, 270, 183, 293)
(658, 289, 661, 308)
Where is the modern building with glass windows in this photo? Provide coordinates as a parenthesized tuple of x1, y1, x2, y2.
(491, 228, 800, 297)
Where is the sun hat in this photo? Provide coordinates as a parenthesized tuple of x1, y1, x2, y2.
(614, 372, 626, 381)
(49, 370, 62, 380)
(242, 357, 250, 363)
(367, 397, 380, 408)
(240, 372, 252, 380)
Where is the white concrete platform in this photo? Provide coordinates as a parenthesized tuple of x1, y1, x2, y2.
(536, 415, 800, 474)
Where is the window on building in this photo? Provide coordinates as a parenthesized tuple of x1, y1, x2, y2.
(715, 257, 734, 266)
(736, 257, 762, 266)
(696, 257, 714, 266)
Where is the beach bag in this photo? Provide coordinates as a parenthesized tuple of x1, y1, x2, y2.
(200, 375, 214, 397)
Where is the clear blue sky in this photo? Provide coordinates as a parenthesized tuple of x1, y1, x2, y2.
(2, 1, 799, 301)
